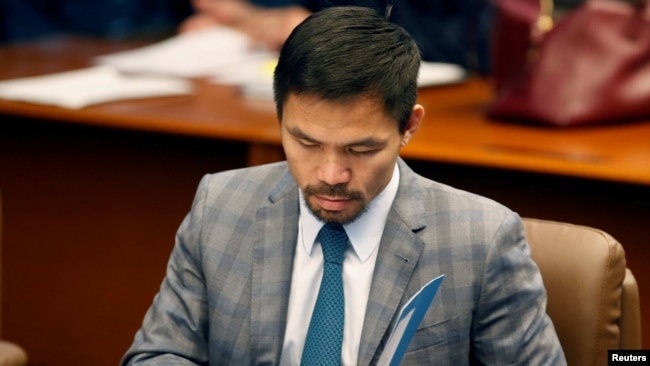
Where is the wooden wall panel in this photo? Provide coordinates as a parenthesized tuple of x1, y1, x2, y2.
(0, 118, 247, 366)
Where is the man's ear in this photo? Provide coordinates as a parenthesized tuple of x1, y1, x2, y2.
(401, 104, 424, 147)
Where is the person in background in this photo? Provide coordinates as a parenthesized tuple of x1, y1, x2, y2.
(180, 0, 493, 74)
(0, 0, 193, 44)
(122, 6, 565, 365)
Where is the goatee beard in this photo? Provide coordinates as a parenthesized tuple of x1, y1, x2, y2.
(302, 183, 367, 224)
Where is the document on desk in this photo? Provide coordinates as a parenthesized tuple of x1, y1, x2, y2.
(0, 65, 192, 109)
(95, 26, 278, 78)
(418, 62, 466, 87)
(232, 61, 467, 100)
(94, 26, 466, 99)
(378, 274, 445, 366)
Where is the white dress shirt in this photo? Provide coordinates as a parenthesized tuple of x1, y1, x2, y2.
(280, 164, 400, 365)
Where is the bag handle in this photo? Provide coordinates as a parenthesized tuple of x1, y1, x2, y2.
(534, 0, 649, 38)
(536, 0, 554, 33)
(528, 0, 554, 50)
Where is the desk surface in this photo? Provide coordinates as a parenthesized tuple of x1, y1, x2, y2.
(2, 37, 650, 186)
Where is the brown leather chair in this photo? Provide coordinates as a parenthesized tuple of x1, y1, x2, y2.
(523, 218, 642, 366)
(0, 192, 28, 366)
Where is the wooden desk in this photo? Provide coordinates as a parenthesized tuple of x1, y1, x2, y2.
(2, 38, 650, 184)
(1, 38, 649, 365)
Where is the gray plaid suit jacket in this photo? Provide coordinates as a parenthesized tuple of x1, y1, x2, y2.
(122, 159, 565, 365)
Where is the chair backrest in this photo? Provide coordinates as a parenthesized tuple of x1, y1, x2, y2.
(522, 218, 642, 366)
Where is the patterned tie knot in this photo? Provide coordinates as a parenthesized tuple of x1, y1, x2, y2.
(318, 223, 348, 265)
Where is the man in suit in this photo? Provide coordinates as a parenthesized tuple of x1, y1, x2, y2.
(122, 6, 565, 365)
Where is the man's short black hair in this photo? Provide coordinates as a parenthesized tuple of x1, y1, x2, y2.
(273, 6, 421, 133)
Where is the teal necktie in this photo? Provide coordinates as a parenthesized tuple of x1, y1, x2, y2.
(301, 223, 348, 366)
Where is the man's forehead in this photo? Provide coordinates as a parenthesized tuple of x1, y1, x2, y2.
(285, 92, 390, 118)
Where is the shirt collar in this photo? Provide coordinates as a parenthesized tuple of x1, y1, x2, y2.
(298, 163, 400, 263)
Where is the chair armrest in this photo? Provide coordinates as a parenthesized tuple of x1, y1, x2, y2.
(620, 268, 642, 349)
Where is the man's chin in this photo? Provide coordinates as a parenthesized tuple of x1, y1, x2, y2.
(308, 204, 367, 225)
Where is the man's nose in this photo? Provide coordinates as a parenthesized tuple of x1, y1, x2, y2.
(317, 155, 351, 187)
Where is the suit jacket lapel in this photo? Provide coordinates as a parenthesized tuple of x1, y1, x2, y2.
(357, 160, 428, 365)
(250, 168, 300, 364)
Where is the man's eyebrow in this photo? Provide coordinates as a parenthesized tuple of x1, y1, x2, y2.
(287, 126, 318, 142)
(346, 137, 386, 148)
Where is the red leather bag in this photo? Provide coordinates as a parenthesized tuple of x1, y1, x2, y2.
(486, 0, 650, 127)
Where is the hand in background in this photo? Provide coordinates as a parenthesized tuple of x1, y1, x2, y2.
(180, 0, 311, 51)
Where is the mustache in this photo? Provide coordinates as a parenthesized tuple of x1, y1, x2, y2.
(303, 183, 363, 200)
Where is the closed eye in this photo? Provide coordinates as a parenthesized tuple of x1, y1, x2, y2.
(348, 147, 379, 156)
(298, 138, 320, 149)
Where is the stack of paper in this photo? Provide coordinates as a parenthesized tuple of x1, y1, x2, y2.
(96, 27, 279, 99)
(0, 27, 264, 108)
(95, 27, 277, 79)
(95, 26, 466, 100)
(0, 26, 467, 108)
(0, 65, 192, 109)
(418, 62, 467, 87)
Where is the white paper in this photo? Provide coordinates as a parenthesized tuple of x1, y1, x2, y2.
(218, 56, 277, 100)
(418, 62, 466, 87)
(96, 26, 277, 78)
(95, 27, 465, 99)
(230, 60, 467, 100)
(0, 65, 192, 109)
